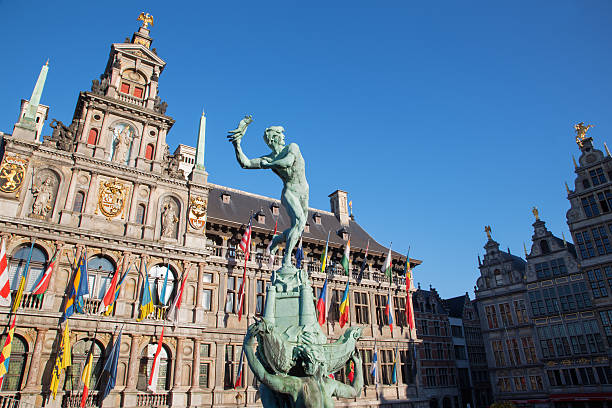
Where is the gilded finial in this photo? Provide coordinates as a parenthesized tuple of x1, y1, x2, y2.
(45, 59, 49, 66)
(137, 12, 154, 29)
(562, 232, 567, 247)
(575, 122, 594, 147)
(605, 142, 611, 157)
(572, 155, 578, 169)
(523, 242, 528, 257)
(565, 182, 571, 195)
(484, 225, 492, 240)
(532, 206, 539, 221)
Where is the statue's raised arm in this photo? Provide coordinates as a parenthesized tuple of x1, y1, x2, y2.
(227, 117, 309, 290)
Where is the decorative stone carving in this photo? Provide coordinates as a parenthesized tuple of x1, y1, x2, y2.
(109, 123, 135, 164)
(31, 174, 57, 218)
(161, 198, 179, 238)
(91, 74, 110, 95)
(165, 153, 184, 179)
(153, 95, 168, 114)
(0, 155, 28, 196)
(97, 178, 128, 219)
(188, 196, 207, 230)
(45, 119, 77, 152)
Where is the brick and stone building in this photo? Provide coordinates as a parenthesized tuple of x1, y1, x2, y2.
(0, 18, 435, 408)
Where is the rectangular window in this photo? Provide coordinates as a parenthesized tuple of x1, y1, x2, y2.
(535, 262, 551, 279)
(394, 296, 407, 327)
(425, 368, 436, 387)
(529, 290, 545, 316)
(506, 338, 521, 366)
(514, 299, 528, 324)
(590, 168, 607, 186)
(199, 343, 211, 388)
(419, 319, 428, 336)
(454, 345, 467, 360)
(581, 194, 601, 218)
(499, 303, 513, 327)
(432, 320, 440, 336)
(120, 83, 130, 94)
(133, 86, 144, 98)
(223, 344, 244, 389)
(492, 340, 505, 367)
(399, 349, 414, 384)
(592, 226, 612, 255)
(255, 279, 268, 315)
(513, 376, 527, 391)
(380, 349, 394, 385)
(374, 294, 387, 326)
(202, 289, 212, 311)
(521, 336, 537, 363)
(451, 325, 463, 338)
(600, 310, 612, 346)
(587, 268, 609, 298)
(359, 349, 373, 386)
(225, 276, 243, 314)
(550, 258, 567, 276)
(424, 343, 432, 360)
(329, 289, 343, 322)
(575, 231, 596, 259)
(485, 305, 499, 329)
(572, 281, 592, 309)
(498, 377, 511, 392)
(354, 292, 370, 324)
(529, 375, 543, 390)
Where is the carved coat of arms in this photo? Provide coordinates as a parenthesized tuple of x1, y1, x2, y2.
(188, 196, 207, 230)
(0, 155, 28, 196)
(98, 178, 127, 219)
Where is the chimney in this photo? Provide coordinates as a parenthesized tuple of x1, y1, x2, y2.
(328, 189, 349, 226)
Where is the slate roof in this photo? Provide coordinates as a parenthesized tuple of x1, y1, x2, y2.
(206, 183, 421, 266)
(443, 295, 467, 318)
(414, 289, 448, 315)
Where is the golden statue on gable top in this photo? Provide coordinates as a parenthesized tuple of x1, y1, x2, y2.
(575, 122, 594, 147)
(137, 12, 154, 29)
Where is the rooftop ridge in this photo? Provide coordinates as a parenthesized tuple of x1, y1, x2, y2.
(206, 182, 336, 216)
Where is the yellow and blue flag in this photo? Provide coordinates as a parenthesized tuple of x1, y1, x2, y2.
(137, 265, 154, 321)
(61, 251, 89, 322)
(0, 316, 17, 387)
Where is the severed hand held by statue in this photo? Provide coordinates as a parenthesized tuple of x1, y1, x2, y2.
(227, 115, 253, 143)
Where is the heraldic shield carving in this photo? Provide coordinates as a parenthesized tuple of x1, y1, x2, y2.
(0, 155, 28, 195)
(188, 196, 207, 230)
(98, 178, 128, 219)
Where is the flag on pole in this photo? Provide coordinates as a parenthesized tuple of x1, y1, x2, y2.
(60, 250, 89, 322)
(237, 217, 252, 321)
(339, 280, 350, 328)
(159, 263, 170, 305)
(405, 249, 416, 331)
(357, 240, 369, 283)
(391, 347, 398, 384)
(295, 236, 304, 269)
(32, 248, 61, 300)
(340, 237, 351, 275)
(371, 345, 378, 385)
(12, 241, 35, 313)
(347, 360, 355, 383)
(137, 268, 154, 322)
(266, 219, 278, 269)
(103, 263, 131, 316)
(321, 231, 330, 273)
(99, 327, 122, 402)
(50, 322, 71, 399)
(385, 287, 394, 331)
(80, 341, 95, 408)
(316, 278, 328, 326)
(167, 268, 189, 323)
(0, 315, 16, 387)
(0, 239, 12, 307)
(99, 258, 122, 313)
(382, 243, 392, 279)
(234, 347, 244, 388)
(148, 326, 165, 392)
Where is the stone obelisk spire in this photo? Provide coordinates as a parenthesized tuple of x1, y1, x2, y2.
(190, 109, 208, 184)
(13, 61, 50, 141)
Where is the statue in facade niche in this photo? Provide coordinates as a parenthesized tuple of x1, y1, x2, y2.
(31, 176, 54, 217)
(110, 125, 133, 163)
(161, 202, 178, 238)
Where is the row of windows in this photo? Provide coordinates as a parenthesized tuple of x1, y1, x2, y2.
(491, 337, 537, 368)
(417, 318, 450, 337)
(537, 320, 605, 358)
(497, 375, 543, 393)
(359, 348, 416, 386)
(575, 224, 612, 259)
(598, 310, 612, 345)
(422, 342, 454, 361)
(586, 265, 612, 298)
(547, 366, 611, 387)
(483, 300, 528, 330)
(86, 127, 156, 160)
(534, 258, 567, 278)
(529, 282, 591, 317)
(423, 367, 457, 388)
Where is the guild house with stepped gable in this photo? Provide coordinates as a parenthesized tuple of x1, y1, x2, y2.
(0, 16, 463, 408)
(474, 126, 612, 408)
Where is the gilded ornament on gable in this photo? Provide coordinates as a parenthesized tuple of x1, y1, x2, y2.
(0, 155, 28, 195)
(575, 122, 594, 147)
(98, 178, 128, 219)
(188, 196, 207, 230)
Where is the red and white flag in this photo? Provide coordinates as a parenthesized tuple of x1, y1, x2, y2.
(0, 239, 11, 307)
(148, 326, 165, 393)
(237, 217, 252, 321)
(234, 347, 244, 388)
(266, 220, 278, 269)
(32, 248, 61, 299)
(167, 268, 190, 322)
(99, 257, 122, 313)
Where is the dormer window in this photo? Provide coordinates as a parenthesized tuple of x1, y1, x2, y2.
(271, 203, 280, 216)
(221, 192, 230, 204)
(338, 227, 349, 241)
(256, 211, 265, 224)
(304, 223, 310, 233)
(313, 213, 321, 225)
(540, 240, 550, 254)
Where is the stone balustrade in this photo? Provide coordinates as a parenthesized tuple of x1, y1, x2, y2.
(137, 393, 169, 407)
(10, 291, 44, 310)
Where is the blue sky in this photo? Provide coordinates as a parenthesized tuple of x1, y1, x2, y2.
(1, 1, 611, 298)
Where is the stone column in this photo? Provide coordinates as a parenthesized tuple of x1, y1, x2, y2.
(24, 329, 47, 390)
(194, 262, 205, 322)
(216, 273, 227, 327)
(174, 337, 184, 388)
(83, 172, 99, 214)
(126, 334, 142, 390)
(47, 241, 65, 293)
(191, 338, 201, 391)
(221, 237, 229, 259)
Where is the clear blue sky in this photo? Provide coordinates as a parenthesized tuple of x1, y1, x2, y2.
(1, 1, 611, 299)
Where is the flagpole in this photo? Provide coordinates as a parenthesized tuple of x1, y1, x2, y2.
(11, 239, 36, 313)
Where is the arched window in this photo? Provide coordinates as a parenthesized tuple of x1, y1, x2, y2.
(494, 269, 503, 286)
(540, 240, 550, 254)
(136, 204, 146, 225)
(73, 191, 85, 213)
(87, 255, 116, 299)
(145, 144, 155, 160)
(65, 339, 104, 391)
(148, 265, 176, 305)
(137, 343, 170, 391)
(9, 245, 48, 292)
(0, 335, 27, 391)
(87, 128, 99, 145)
